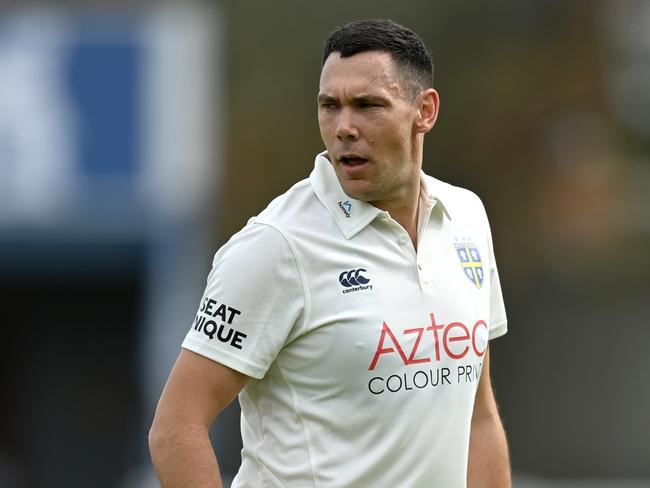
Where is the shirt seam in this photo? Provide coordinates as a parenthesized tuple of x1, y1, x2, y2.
(275, 357, 321, 488)
(251, 221, 319, 487)
(238, 387, 265, 486)
(239, 386, 288, 488)
(252, 221, 312, 341)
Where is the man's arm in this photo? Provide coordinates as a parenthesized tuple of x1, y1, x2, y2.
(467, 348, 511, 488)
(149, 349, 249, 488)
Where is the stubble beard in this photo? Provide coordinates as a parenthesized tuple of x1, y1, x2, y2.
(340, 173, 411, 208)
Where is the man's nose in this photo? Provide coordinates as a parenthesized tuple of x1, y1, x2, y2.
(335, 108, 359, 140)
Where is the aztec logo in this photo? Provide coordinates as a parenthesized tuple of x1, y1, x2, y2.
(339, 268, 372, 294)
(454, 239, 484, 288)
(337, 200, 352, 218)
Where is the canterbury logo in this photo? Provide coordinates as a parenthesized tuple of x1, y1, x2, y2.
(339, 268, 370, 287)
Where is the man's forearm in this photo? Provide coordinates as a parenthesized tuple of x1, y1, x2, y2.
(149, 424, 223, 488)
(467, 413, 511, 488)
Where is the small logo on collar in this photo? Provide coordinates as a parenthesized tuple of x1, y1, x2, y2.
(338, 200, 352, 218)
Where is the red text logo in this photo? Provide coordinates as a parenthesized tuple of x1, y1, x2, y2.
(368, 313, 487, 371)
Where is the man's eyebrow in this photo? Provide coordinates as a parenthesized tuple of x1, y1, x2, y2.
(317, 94, 337, 103)
(352, 95, 389, 104)
(317, 94, 390, 104)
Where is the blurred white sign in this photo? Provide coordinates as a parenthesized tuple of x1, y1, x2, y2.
(0, 4, 219, 227)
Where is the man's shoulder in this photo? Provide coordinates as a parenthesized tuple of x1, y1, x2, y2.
(423, 173, 486, 216)
(214, 178, 316, 270)
(218, 175, 336, 271)
(245, 176, 330, 235)
(257, 177, 315, 218)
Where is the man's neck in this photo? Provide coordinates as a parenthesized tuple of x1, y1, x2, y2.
(372, 184, 421, 251)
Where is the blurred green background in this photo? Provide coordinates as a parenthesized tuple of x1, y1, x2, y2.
(0, 1, 648, 486)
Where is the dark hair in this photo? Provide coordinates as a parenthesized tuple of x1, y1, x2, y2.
(322, 19, 433, 99)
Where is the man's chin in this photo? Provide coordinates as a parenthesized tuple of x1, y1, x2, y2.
(334, 169, 380, 199)
(340, 184, 374, 203)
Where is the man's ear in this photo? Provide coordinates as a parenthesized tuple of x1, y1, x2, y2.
(414, 88, 440, 134)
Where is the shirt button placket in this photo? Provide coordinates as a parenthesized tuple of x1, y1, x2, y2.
(417, 261, 431, 287)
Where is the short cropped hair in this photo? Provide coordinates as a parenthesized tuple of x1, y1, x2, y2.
(322, 19, 433, 100)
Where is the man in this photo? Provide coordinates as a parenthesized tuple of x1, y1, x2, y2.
(149, 19, 510, 488)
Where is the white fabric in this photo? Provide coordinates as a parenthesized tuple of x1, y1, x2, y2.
(182, 152, 507, 488)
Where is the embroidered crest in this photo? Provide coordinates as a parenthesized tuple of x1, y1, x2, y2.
(454, 239, 484, 288)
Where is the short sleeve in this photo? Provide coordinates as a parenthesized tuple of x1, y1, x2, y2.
(485, 214, 507, 340)
(182, 222, 305, 379)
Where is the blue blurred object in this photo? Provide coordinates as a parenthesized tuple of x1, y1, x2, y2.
(66, 28, 141, 178)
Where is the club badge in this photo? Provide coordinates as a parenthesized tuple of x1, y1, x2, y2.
(454, 239, 484, 288)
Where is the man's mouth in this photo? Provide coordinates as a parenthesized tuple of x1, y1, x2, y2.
(339, 155, 368, 166)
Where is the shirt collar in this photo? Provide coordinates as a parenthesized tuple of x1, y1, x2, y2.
(309, 151, 452, 239)
(309, 152, 383, 239)
(419, 171, 453, 221)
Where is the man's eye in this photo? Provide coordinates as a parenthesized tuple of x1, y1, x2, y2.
(359, 102, 379, 109)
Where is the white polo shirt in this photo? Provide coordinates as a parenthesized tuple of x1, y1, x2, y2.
(182, 152, 507, 488)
